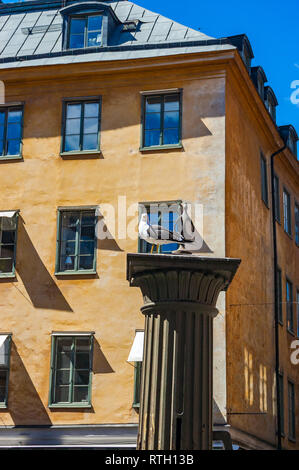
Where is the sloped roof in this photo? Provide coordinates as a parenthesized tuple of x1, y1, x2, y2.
(0, 0, 235, 68)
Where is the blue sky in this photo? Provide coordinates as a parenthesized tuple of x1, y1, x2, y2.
(3, 0, 299, 134)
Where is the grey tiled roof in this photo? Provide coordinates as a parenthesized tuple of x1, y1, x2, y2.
(0, 0, 235, 68)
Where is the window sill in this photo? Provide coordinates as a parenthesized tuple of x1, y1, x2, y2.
(0, 155, 22, 162)
(278, 320, 284, 327)
(140, 144, 183, 152)
(0, 404, 7, 409)
(49, 403, 92, 409)
(284, 230, 293, 241)
(132, 403, 140, 409)
(287, 328, 295, 337)
(0, 273, 16, 279)
(55, 270, 97, 277)
(60, 150, 102, 159)
(262, 199, 269, 210)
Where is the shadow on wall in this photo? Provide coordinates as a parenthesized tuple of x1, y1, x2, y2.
(16, 219, 73, 312)
(93, 338, 115, 374)
(3, 342, 52, 426)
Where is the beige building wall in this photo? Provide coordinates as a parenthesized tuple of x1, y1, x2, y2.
(0, 58, 227, 427)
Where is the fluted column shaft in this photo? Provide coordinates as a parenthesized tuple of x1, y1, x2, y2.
(127, 254, 240, 451)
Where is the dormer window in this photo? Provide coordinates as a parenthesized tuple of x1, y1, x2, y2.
(264, 87, 278, 122)
(69, 14, 103, 49)
(278, 125, 298, 158)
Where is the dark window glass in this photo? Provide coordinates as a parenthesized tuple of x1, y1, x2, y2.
(139, 203, 181, 254)
(288, 381, 296, 440)
(0, 107, 23, 157)
(69, 15, 102, 49)
(51, 336, 93, 406)
(143, 93, 181, 148)
(274, 175, 280, 222)
(0, 336, 11, 406)
(57, 210, 96, 273)
(63, 100, 100, 153)
(278, 374, 284, 435)
(260, 154, 268, 206)
(283, 190, 292, 236)
(133, 362, 142, 408)
(0, 215, 18, 275)
(286, 279, 294, 333)
(277, 268, 283, 323)
(295, 204, 299, 246)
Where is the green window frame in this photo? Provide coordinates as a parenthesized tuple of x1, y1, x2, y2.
(55, 208, 97, 275)
(277, 267, 283, 324)
(141, 92, 182, 150)
(49, 334, 94, 408)
(274, 174, 280, 223)
(283, 189, 292, 237)
(0, 106, 24, 159)
(61, 98, 101, 154)
(133, 361, 142, 408)
(288, 380, 296, 441)
(278, 373, 284, 435)
(138, 201, 182, 254)
(68, 14, 103, 49)
(0, 212, 19, 278)
(286, 278, 294, 334)
(0, 335, 12, 408)
(260, 153, 268, 206)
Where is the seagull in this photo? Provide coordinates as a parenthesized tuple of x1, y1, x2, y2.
(138, 210, 195, 253)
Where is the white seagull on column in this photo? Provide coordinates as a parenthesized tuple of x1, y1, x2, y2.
(138, 209, 195, 253)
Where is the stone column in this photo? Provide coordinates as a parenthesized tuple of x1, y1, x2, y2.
(127, 253, 240, 451)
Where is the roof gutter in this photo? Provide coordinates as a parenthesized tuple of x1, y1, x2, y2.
(270, 143, 287, 450)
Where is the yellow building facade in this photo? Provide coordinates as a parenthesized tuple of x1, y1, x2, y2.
(0, 0, 297, 449)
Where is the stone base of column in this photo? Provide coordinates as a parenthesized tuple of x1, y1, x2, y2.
(127, 254, 241, 451)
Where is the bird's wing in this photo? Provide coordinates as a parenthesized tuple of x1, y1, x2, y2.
(149, 225, 183, 242)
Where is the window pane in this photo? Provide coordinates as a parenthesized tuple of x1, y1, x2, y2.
(60, 241, 76, 256)
(0, 125, 4, 139)
(83, 117, 98, 134)
(75, 352, 90, 369)
(73, 386, 89, 402)
(64, 134, 80, 152)
(60, 255, 76, 271)
(145, 97, 161, 113)
(0, 112, 4, 125)
(57, 338, 72, 353)
(0, 245, 14, 259)
(87, 32, 102, 47)
(84, 103, 99, 118)
(67, 104, 81, 119)
(81, 213, 96, 226)
(78, 255, 94, 270)
(145, 113, 160, 130)
(163, 128, 179, 145)
(55, 386, 69, 403)
(8, 110, 22, 123)
(0, 140, 3, 155)
(61, 226, 76, 242)
(75, 371, 90, 385)
(1, 230, 15, 244)
(88, 15, 102, 31)
(65, 118, 81, 135)
(82, 133, 98, 150)
(164, 95, 179, 111)
(70, 18, 85, 34)
(56, 370, 71, 386)
(7, 139, 21, 156)
(144, 130, 160, 147)
(69, 34, 85, 49)
(76, 338, 90, 352)
(7, 123, 21, 140)
(0, 258, 13, 273)
(164, 111, 180, 129)
(79, 241, 94, 255)
(0, 387, 6, 403)
(81, 226, 95, 240)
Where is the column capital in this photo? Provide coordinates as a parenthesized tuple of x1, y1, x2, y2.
(127, 253, 241, 310)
